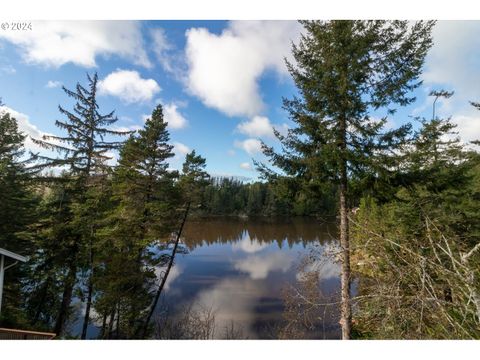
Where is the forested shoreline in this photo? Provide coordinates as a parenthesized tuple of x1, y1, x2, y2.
(198, 177, 336, 218)
(1, 20, 480, 340)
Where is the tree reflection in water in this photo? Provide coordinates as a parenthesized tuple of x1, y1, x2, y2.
(150, 217, 342, 339)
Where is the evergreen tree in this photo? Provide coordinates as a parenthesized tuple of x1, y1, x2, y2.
(257, 20, 434, 338)
(24, 177, 77, 331)
(141, 150, 209, 338)
(0, 108, 39, 327)
(31, 73, 130, 337)
(179, 150, 210, 206)
(350, 90, 480, 339)
(99, 105, 179, 338)
(0, 109, 37, 250)
(32, 72, 128, 178)
(112, 104, 177, 243)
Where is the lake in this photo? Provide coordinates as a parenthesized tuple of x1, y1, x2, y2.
(154, 217, 342, 339)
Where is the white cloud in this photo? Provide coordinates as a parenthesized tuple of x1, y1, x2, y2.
(185, 21, 301, 117)
(150, 28, 174, 73)
(227, 149, 236, 156)
(164, 103, 188, 130)
(234, 138, 262, 155)
(0, 65, 16, 74)
(236, 116, 289, 139)
(416, 21, 480, 145)
(98, 69, 160, 103)
(234, 252, 294, 280)
(173, 141, 191, 157)
(239, 162, 253, 171)
(155, 263, 183, 292)
(423, 21, 480, 102)
(169, 141, 192, 169)
(451, 114, 480, 144)
(151, 28, 171, 58)
(45, 80, 62, 88)
(296, 259, 341, 282)
(0, 21, 151, 68)
(0, 105, 53, 152)
(112, 124, 142, 133)
(232, 231, 268, 253)
(191, 277, 266, 337)
(236, 116, 274, 138)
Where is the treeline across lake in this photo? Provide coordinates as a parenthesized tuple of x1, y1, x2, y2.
(181, 217, 336, 250)
(198, 177, 337, 217)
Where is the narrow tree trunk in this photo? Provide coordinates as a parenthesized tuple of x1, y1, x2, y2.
(116, 303, 121, 338)
(32, 276, 51, 325)
(339, 161, 352, 339)
(81, 236, 94, 339)
(54, 260, 77, 336)
(99, 312, 107, 339)
(107, 305, 116, 339)
(140, 202, 191, 338)
(80, 146, 95, 339)
(338, 108, 352, 340)
(80, 272, 93, 339)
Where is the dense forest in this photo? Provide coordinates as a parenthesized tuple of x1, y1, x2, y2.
(1, 20, 480, 339)
(199, 177, 336, 217)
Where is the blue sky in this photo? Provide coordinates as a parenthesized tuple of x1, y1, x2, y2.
(1, 21, 480, 181)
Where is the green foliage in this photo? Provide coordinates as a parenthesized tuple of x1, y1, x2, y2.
(92, 104, 181, 338)
(258, 20, 434, 187)
(256, 21, 434, 338)
(199, 176, 336, 217)
(33, 73, 131, 337)
(112, 104, 178, 241)
(0, 110, 38, 250)
(179, 150, 210, 206)
(0, 109, 39, 327)
(351, 99, 480, 339)
(2, 26, 480, 340)
(31, 72, 130, 178)
(22, 179, 78, 330)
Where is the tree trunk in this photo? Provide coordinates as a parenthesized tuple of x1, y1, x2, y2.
(99, 312, 107, 339)
(140, 202, 191, 338)
(338, 107, 352, 340)
(339, 162, 352, 339)
(32, 276, 51, 325)
(81, 236, 94, 339)
(116, 303, 121, 338)
(107, 305, 116, 339)
(54, 260, 77, 337)
(340, 170, 352, 340)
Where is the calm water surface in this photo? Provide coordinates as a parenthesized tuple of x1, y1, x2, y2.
(157, 217, 342, 339)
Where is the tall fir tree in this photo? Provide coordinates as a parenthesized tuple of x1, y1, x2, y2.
(31, 73, 130, 337)
(111, 104, 178, 247)
(32, 72, 129, 178)
(24, 176, 77, 331)
(99, 104, 179, 338)
(257, 20, 434, 338)
(0, 107, 39, 327)
(179, 150, 210, 206)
